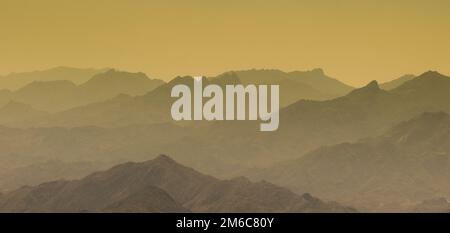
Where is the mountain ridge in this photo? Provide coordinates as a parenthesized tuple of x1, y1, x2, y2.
(248, 112, 450, 211)
(0, 67, 109, 90)
(0, 69, 164, 113)
(0, 155, 356, 213)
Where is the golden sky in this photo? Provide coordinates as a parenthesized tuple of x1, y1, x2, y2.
(1, 0, 450, 86)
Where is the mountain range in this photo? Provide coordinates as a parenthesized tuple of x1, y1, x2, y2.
(0, 69, 164, 113)
(0, 71, 449, 178)
(0, 155, 355, 213)
(380, 74, 416, 90)
(213, 68, 354, 107)
(247, 112, 450, 212)
(4, 68, 352, 127)
(0, 67, 449, 212)
(0, 67, 108, 90)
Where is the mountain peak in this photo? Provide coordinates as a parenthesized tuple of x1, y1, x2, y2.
(358, 80, 380, 92)
(392, 71, 450, 92)
(347, 80, 380, 97)
(89, 69, 149, 81)
(380, 74, 416, 90)
(147, 154, 181, 167)
(421, 70, 443, 77)
(154, 154, 176, 163)
(310, 68, 325, 75)
(415, 70, 450, 81)
(366, 80, 380, 89)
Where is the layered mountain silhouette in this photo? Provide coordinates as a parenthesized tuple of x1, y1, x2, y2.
(0, 67, 108, 90)
(0, 69, 164, 113)
(0, 155, 355, 213)
(256, 71, 450, 159)
(380, 74, 416, 90)
(213, 68, 354, 107)
(248, 112, 450, 211)
(152, 71, 450, 171)
(0, 67, 449, 213)
(15, 68, 351, 127)
(27, 76, 200, 127)
(1, 71, 450, 178)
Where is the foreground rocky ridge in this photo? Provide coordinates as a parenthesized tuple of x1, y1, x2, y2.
(0, 155, 355, 213)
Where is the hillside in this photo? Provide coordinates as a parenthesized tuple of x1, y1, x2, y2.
(248, 112, 450, 211)
(0, 155, 355, 213)
(380, 74, 415, 90)
(0, 69, 164, 113)
(213, 68, 354, 107)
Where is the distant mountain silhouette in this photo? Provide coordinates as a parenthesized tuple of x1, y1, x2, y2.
(213, 69, 353, 107)
(0, 68, 449, 213)
(249, 112, 450, 212)
(0, 69, 164, 113)
(2, 71, 450, 178)
(380, 74, 415, 90)
(0, 155, 355, 213)
(79, 69, 165, 101)
(29, 76, 194, 127)
(287, 68, 354, 96)
(0, 67, 108, 90)
(23, 69, 351, 127)
(260, 71, 450, 159)
(155, 72, 450, 172)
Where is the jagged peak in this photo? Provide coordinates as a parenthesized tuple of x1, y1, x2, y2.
(347, 80, 380, 97)
(365, 80, 380, 88)
(420, 70, 443, 76)
(118, 154, 180, 171)
(289, 68, 326, 76)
